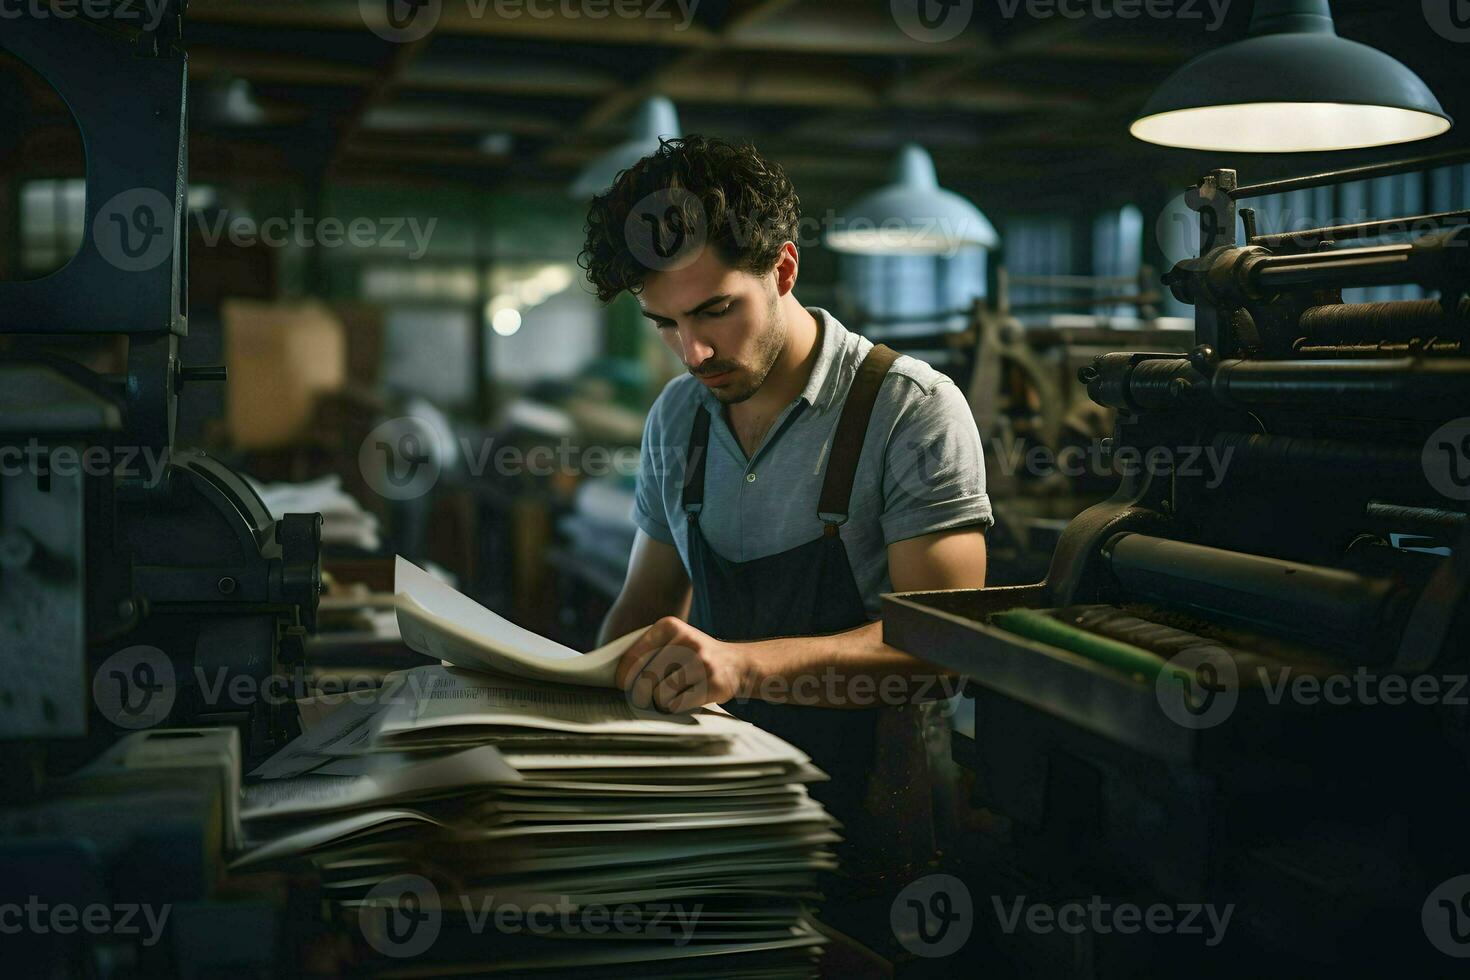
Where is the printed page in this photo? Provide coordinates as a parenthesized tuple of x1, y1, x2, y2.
(371, 665, 734, 741)
(395, 556, 644, 687)
(242, 744, 521, 820)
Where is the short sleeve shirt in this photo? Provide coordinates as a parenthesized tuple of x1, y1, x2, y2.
(633, 307, 993, 619)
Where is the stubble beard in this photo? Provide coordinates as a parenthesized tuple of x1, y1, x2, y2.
(707, 291, 786, 405)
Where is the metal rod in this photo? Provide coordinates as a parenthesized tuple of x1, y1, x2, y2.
(1104, 532, 1405, 658)
(1004, 274, 1142, 289)
(1366, 501, 1470, 531)
(1008, 293, 1161, 312)
(1250, 211, 1470, 249)
(1231, 148, 1470, 200)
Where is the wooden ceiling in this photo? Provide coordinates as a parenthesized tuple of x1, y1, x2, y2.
(4, 0, 1468, 204)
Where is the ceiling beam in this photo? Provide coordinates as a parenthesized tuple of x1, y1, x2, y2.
(185, 0, 990, 55)
(327, 35, 434, 176)
(189, 47, 375, 86)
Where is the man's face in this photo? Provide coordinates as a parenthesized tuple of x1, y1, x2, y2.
(638, 247, 786, 405)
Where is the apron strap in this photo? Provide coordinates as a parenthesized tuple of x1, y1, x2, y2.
(681, 405, 712, 517)
(817, 343, 900, 526)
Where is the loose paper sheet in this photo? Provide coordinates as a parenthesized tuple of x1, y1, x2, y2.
(395, 556, 643, 686)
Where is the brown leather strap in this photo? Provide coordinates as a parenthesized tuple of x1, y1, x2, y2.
(681, 406, 711, 514)
(817, 343, 900, 523)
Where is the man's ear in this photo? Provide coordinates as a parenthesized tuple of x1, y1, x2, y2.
(772, 241, 799, 297)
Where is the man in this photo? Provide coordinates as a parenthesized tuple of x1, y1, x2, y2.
(580, 135, 991, 854)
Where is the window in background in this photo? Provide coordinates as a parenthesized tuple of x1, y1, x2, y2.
(1245, 165, 1468, 306)
(1091, 205, 1144, 319)
(1003, 215, 1073, 311)
(381, 306, 478, 409)
(1339, 173, 1422, 304)
(20, 179, 85, 274)
(361, 264, 478, 304)
(19, 179, 217, 276)
(837, 250, 987, 336)
(484, 262, 599, 382)
(361, 264, 480, 410)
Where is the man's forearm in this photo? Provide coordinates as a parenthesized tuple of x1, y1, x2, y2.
(598, 591, 691, 647)
(598, 601, 650, 647)
(733, 620, 960, 709)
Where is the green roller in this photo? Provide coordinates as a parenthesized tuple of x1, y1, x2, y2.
(990, 609, 1177, 683)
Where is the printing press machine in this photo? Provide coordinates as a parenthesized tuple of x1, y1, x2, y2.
(0, 8, 323, 975)
(885, 156, 1470, 974)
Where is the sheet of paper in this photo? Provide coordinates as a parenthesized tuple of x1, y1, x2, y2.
(395, 556, 644, 687)
(370, 664, 733, 742)
(242, 744, 520, 820)
(250, 690, 392, 779)
(232, 807, 440, 868)
(500, 725, 806, 771)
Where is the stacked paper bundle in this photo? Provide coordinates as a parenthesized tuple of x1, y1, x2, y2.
(251, 474, 382, 552)
(234, 559, 839, 976)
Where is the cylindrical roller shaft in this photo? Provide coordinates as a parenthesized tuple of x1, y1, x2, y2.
(1298, 298, 1470, 341)
(1103, 533, 1408, 658)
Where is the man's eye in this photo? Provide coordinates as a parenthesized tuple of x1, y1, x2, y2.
(704, 304, 733, 318)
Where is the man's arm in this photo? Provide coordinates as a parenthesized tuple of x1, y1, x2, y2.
(598, 529, 692, 647)
(616, 526, 986, 711)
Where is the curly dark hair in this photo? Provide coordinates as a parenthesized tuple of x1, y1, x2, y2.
(579, 135, 800, 303)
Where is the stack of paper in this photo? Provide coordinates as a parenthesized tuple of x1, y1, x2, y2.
(233, 558, 838, 976)
(251, 474, 381, 552)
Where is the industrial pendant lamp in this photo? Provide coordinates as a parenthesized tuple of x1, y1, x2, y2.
(569, 96, 680, 198)
(1131, 0, 1451, 153)
(825, 143, 999, 255)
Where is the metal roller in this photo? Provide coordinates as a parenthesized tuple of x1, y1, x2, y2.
(1298, 297, 1470, 341)
(1083, 351, 1470, 419)
(1102, 532, 1410, 658)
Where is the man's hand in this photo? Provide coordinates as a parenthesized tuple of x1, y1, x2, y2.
(615, 616, 752, 714)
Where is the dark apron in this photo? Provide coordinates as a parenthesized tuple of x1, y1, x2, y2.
(681, 344, 934, 875)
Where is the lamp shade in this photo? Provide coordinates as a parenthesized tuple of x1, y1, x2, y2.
(825, 143, 999, 255)
(569, 96, 680, 198)
(1131, 0, 1450, 153)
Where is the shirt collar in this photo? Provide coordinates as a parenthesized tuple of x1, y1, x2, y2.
(798, 307, 849, 414)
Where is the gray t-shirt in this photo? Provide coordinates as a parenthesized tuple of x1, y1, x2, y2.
(633, 307, 992, 619)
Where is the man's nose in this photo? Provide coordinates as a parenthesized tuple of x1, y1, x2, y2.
(679, 329, 715, 369)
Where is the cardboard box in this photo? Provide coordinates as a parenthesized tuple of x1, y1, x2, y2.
(223, 299, 346, 450)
